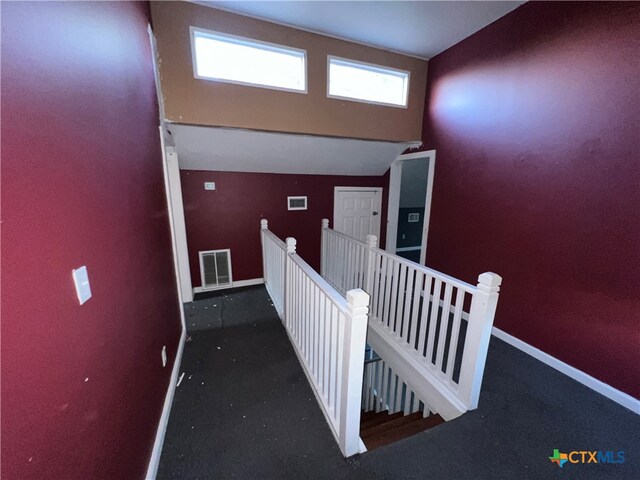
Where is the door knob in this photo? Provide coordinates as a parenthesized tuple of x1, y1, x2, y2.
(372, 211, 378, 216)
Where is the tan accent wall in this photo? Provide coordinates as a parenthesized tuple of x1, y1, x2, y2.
(151, 1, 427, 142)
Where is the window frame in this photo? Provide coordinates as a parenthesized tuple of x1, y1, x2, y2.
(190, 26, 308, 94)
(326, 55, 410, 109)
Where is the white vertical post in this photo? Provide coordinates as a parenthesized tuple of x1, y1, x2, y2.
(321, 218, 329, 277)
(284, 237, 297, 327)
(458, 272, 502, 410)
(339, 288, 369, 457)
(260, 219, 268, 286)
(364, 234, 377, 296)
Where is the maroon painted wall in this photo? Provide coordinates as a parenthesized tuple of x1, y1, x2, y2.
(1, 2, 182, 479)
(181, 170, 389, 285)
(422, 2, 640, 397)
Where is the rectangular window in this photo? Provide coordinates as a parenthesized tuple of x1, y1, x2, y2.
(190, 27, 307, 93)
(327, 56, 409, 108)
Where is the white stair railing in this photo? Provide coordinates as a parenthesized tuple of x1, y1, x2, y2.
(321, 219, 502, 417)
(261, 220, 369, 457)
(261, 219, 286, 318)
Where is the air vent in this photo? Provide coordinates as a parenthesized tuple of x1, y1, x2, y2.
(199, 249, 232, 290)
(408, 212, 420, 223)
(288, 196, 307, 210)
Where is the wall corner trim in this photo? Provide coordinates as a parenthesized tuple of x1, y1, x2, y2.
(145, 328, 187, 480)
(492, 327, 640, 415)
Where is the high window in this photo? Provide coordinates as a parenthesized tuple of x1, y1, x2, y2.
(191, 27, 307, 93)
(327, 56, 409, 108)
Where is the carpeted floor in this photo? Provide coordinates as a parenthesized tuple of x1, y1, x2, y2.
(157, 285, 639, 480)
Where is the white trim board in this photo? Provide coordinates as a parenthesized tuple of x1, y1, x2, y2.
(385, 150, 435, 265)
(145, 328, 187, 480)
(492, 327, 640, 415)
(193, 277, 264, 295)
(395, 246, 421, 252)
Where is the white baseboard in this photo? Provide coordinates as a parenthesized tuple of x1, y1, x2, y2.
(145, 328, 187, 480)
(193, 278, 264, 295)
(492, 327, 639, 415)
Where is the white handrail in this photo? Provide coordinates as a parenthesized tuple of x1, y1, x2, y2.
(261, 220, 369, 457)
(261, 220, 286, 318)
(320, 218, 501, 413)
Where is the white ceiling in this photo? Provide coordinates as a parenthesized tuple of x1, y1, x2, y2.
(199, 1, 525, 59)
(170, 124, 417, 175)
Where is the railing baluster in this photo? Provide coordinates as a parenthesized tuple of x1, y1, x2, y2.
(386, 259, 399, 329)
(401, 267, 414, 340)
(394, 264, 407, 334)
(403, 384, 411, 415)
(408, 271, 423, 346)
(446, 288, 465, 384)
(381, 361, 389, 412)
(417, 275, 433, 355)
(425, 279, 443, 365)
(376, 254, 387, 322)
(394, 376, 403, 412)
(436, 283, 454, 374)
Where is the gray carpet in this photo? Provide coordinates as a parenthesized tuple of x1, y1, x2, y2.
(158, 285, 639, 479)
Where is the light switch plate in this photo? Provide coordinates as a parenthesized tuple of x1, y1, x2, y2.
(72, 266, 92, 305)
(204, 182, 216, 190)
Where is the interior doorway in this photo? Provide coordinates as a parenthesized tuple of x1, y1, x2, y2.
(333, 186, 383, 242)
(385, 150, 435, 264)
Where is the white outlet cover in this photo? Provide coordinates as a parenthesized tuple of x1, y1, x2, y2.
(162, 346, 167, 367)
(204, 182, 216, 190)
(72, 266, 92, 305)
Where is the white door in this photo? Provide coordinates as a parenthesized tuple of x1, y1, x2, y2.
(333, 187, 383, 242)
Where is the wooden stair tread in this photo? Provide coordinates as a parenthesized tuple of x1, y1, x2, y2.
(361, 411, 423, 439)
(359, 410, 382, 423)
(360, 410, 403, 430)
(364, 414, 445, 451)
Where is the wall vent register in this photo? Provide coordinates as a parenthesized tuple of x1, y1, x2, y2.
(199, 249, 232, 289)
(288, 196, 308, 210)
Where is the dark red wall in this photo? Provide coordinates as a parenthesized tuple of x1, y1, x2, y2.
(422, 2, 640, 397)
(181, 170, 389, 285)
(1, 2, 182, 479)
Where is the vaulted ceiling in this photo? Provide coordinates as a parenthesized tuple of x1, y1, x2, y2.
(198, 1, 525, 59)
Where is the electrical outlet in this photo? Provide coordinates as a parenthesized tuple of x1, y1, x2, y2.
(204, 182, 216, 190)
(161, 346, 167, 367)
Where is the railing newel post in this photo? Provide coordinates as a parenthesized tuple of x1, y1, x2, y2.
(321, 218, 329, 277)
(458, 272, 502, 410)
(284, 237, 297, 328)
(260, 219, 268, 287)
(339, 288, 369, 457)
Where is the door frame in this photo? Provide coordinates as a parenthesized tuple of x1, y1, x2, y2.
(333, 186, 384, 240)
(385, 150, 436, 265)
(161, 141, 194, 303)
